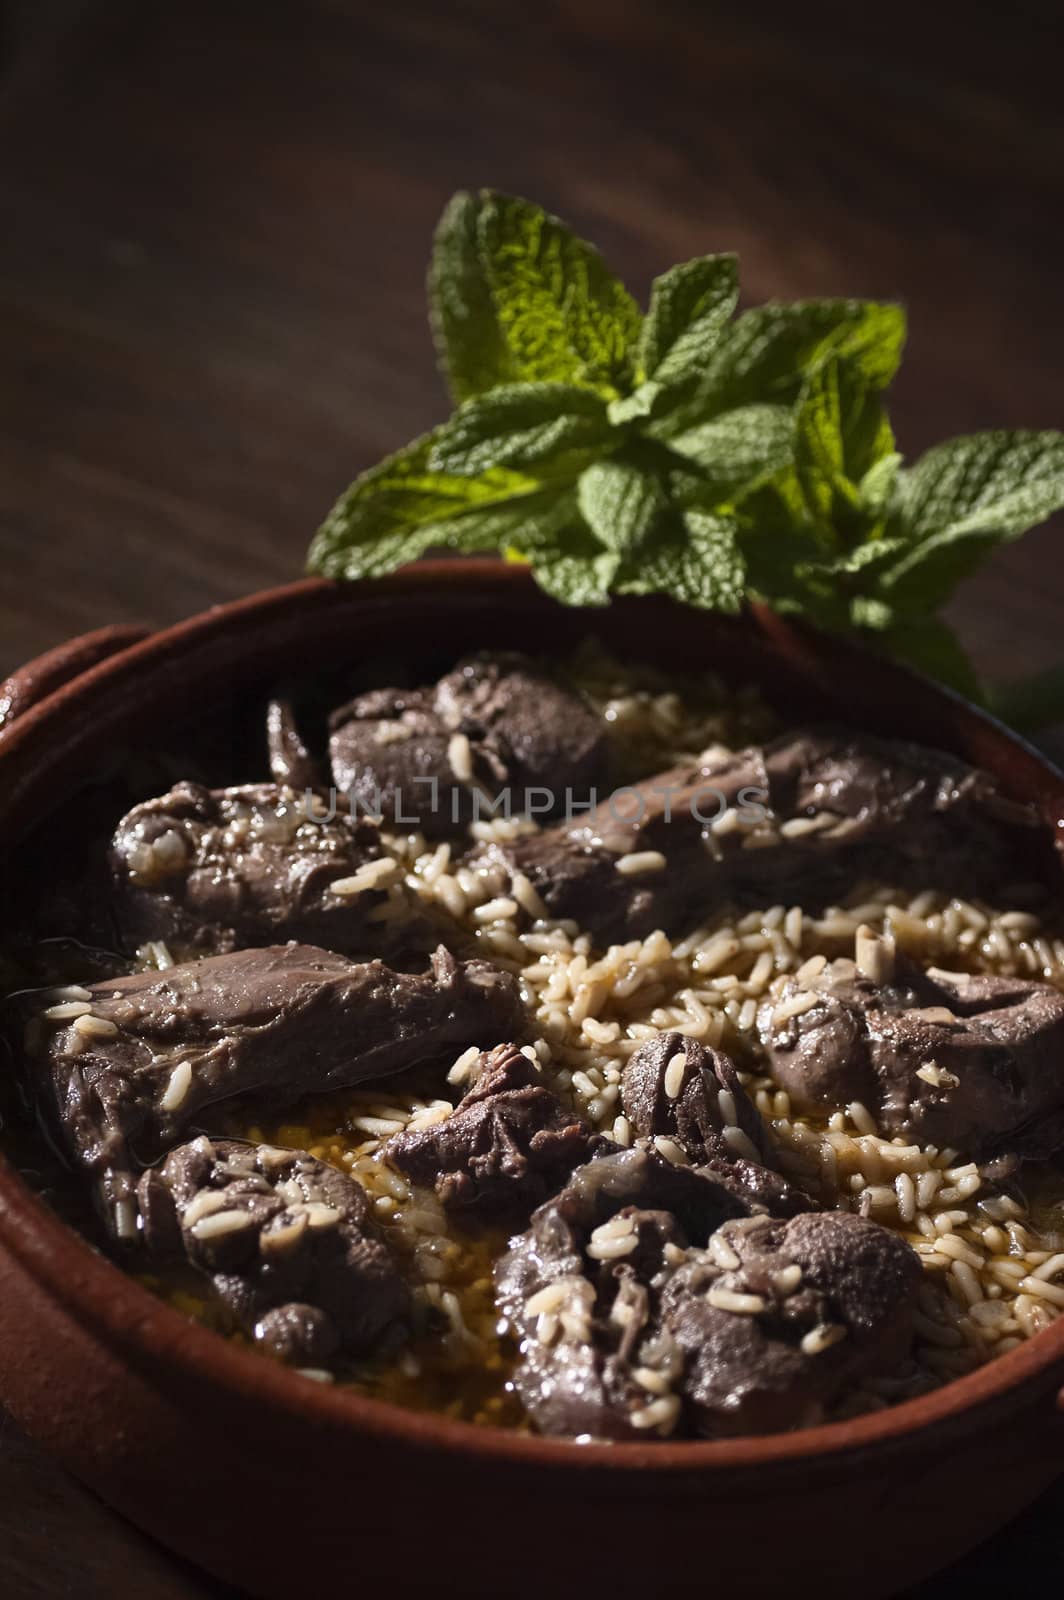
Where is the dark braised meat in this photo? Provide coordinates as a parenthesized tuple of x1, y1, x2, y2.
(621, 1032, 812, 1217)
(109, 780, 446, 958)
(329, 651, 609, 837)
(137, 1137, 410, 1363)
(385, 1042, 609, 1219)
(496, 1147, 917, 1441)
(494, 1147, 749, 1440)
(475, 728, 1042, 945)
(433, 653, 608, 799)
(758, 930, 1064, 1161)
(623, 1031, 768, 1163)
(659, 1210, 919, 1436)
(19, 942, 525, 1236)
(266, 698, 321, 791)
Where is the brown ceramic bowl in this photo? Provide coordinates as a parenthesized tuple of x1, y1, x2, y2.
(1, 563, 1063, 1598)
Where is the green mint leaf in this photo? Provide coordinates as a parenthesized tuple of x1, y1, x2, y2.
(683, 510, 747, 610)
(704, 298, 905, 408)
(639, 254, 738, 388)
(494, 484, 585, 556)
(665, 403, 794, 499)
(849, 595, 895, 630)
(521, 526, 620, 607)
(644, 299, 905, 446)
(875, 617, 983, 700)
(316, 190, 1064, 731)
(858, 451, 903, 518)
(615, 510, 745, 611)
(793, 362, 856, 526)
(428, 383, 611, 476)
(456, 484, 581, 551)
(897, 429, 1064, 542)
(799, 361, 845, 477)
(835, 374, 895, 486)
(789, 357, 897, 538)
(882, 430, 1064, 612)
(748, 534, 910, 635)
(308, 430, 555, 579)
(823, 535, 909, 578)
(607, 382, 663, 425)
(829, 302, 907, 391)
(477, 191, 642, 394)
(428, 191, 514, 402)
(577, 458, 668, 555)
(309, 518, 441, 582)
(739, 490, 862, 628)
(876, 532, 1000, 618)
(738, 473, 817, 543)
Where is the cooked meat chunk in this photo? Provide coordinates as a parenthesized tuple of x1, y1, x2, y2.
(494, 1147, 749, 1440)
(659, 1211, 919, 1436)
(476, 728, 1042, 945)
(266, 698, 321, 791)
(109, 780, 444, 958)
(523, 1143, 752, 1243)
(703, 1156, 815, 1218)
(385, 1042, 609, 1218)
(20, 942, 525, 1237)
(329, 652, 609, 837)
(496, 1145, 913, 1441)
(433, 653, 607, 798)
(137, 1137, 409, 1362)
(330, 686, 455, 836)
(623, 1032, 769, 1164)
(758, 930, 1064, 1161)
(621, 1033, 812, 1216)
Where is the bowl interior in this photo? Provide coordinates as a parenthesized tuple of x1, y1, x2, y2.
(2, 563, 1064, 1474)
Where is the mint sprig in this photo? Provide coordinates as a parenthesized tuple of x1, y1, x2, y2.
(309, 189, 1064, 730)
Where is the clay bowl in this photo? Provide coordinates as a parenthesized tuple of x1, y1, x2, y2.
(1, 562, 1063, 1599)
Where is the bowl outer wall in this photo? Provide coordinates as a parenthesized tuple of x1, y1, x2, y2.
(0, 564, 1062, 1596)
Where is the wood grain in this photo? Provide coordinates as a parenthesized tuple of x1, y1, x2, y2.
(2, 0, 1063, 683)
(0, 1, 1061, 1594)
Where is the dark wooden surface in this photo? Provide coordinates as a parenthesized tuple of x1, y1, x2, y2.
(1, 1, 1062, 1593)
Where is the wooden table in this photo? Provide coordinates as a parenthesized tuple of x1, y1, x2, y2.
(0, 1, 1061, 1592)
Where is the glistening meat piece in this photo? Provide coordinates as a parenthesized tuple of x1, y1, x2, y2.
(623, 1031, 768, 1164)
(758, 928, 1064, 1162)
(329, 651, 609, 837)
(110, 780, 448, 958)
(20, 942, 525, 1237)
(475, 727, 1043, 945)
(494, 1147, 749, 1440)
(496, 1144, 917, 1442)
(659, 1211, 919, 1436)
(266, 698, 322, 791)
(621, 1033, 813, 1216)
(385, 1042, 610, 1218)
(137, 1137, 410, 1364)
